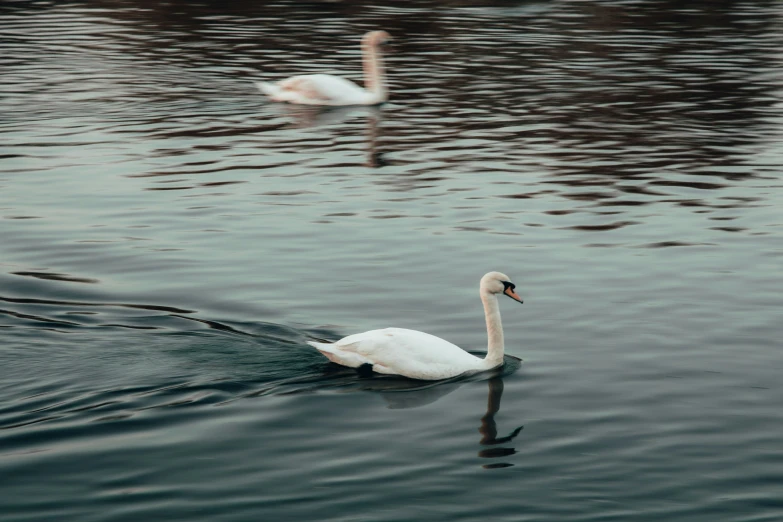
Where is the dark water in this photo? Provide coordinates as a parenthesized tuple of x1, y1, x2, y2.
(2, 0, 783, 520)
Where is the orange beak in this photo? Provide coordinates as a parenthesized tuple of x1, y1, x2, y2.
(504, 287, 524, 304)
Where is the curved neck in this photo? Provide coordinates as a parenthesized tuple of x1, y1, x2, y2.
(481, 290, 504, 367)
(362, 41, 387, 103)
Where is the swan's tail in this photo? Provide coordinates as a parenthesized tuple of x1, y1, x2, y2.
(255, 81, 282, 99)
(307, 341, 367, 368)
(306, 340, 333, 351)
(307, 341, 339, 362)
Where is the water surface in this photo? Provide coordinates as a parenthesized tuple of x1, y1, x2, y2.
(2, 1, 783, 520)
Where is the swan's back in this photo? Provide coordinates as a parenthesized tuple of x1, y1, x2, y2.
(308, 328, 485, 380)
(257, 74, 373, 106)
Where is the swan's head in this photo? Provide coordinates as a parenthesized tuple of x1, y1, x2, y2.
(363, 30, 392, 47)
(481, 271, 523, 304)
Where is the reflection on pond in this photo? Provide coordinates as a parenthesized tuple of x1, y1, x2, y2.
(317, 361, 526, 468)
(274, 104, 387, 167)
(315, 358, 526, 468)
(277, 104, 383, 130)
(478, 377, 524, 469)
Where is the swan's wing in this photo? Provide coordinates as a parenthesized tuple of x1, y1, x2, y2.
(337, 328, 463, 360)
(333, 328, 482, 380)
(262, 74, 371, 105)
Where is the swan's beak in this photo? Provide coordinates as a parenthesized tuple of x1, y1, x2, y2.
(378, 37, 394, 51)
(504, 287, 524, 304)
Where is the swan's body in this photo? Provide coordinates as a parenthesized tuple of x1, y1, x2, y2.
(258, 74, 380, 106)
(307, 272, 523, 380)
(256, 31, 390, 106)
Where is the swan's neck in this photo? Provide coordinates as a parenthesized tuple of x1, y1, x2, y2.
(362, 41, 387, 103)
(481, 291, 504, 368)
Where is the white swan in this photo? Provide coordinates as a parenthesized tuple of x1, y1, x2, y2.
(256, 31, 391, 106)
(307, 272, 523, 380)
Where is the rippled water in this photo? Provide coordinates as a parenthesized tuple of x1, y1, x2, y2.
(2, 0, 783, 520)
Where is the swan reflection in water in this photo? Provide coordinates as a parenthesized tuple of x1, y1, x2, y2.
(477, 377, 524, 469)
(367, 372, 523, 469)
(274, 104, 387, 168)
(320, 357, 525, 468)
(237, 352, 523, 468)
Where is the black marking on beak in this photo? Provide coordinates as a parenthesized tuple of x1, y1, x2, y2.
(502, 281, 523, 304)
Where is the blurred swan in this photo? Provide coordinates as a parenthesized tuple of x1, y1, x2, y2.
(307, 272, 523, 380)
(256, 31, 391, 106)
